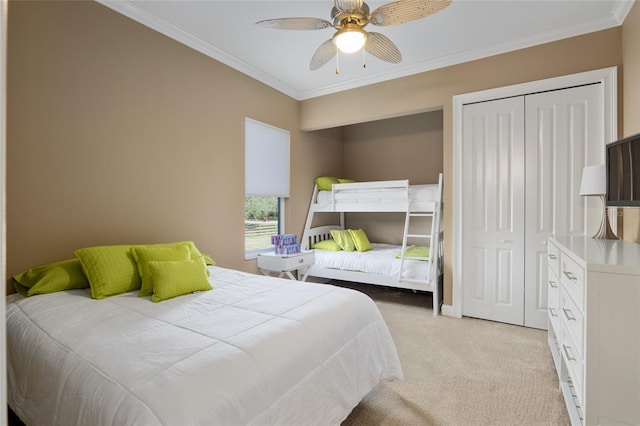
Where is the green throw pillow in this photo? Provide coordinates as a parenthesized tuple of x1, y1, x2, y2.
(12, 258, 89, 297)
(396, 245, 431, 259)
(132, 244, 192, 297)
(312, 239, 342, 251)
(330, 229, 355, 252)
(149, 257, 212, 303)
(74, 245, 142, 299)
(315, 176, 340, 191)
(75, 241, 210, 300)
(348, 229, 372, 252)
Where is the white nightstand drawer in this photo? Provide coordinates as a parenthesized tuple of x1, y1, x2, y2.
(257, 251, 315, 281)
(258, 251, 315, 271)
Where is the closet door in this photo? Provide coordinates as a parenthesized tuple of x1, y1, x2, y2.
(461, 97, 526, 325)
(523, 83, 603, 329)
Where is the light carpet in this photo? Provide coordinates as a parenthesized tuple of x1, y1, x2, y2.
(337, 281, 570, 426)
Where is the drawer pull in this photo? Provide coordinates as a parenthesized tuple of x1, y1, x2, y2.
(298, 259, 304, 264)
(548, 254, 557, 260)
(563, 308, 577, 321)
(549, 280, 557, 288)
(563, 344, 577, 362)
(549, 307, 557, 317)
(563, 271, 577, 280)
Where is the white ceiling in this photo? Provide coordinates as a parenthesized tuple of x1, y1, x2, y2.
(97, 0, 634, 100)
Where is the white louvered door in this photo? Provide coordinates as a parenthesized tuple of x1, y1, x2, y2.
(461, 84, 604, 328)
(461, 97, 526, 325)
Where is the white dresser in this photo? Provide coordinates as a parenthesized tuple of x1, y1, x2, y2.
(547, 235, 640, 426)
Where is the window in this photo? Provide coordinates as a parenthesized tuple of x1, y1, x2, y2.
(245, 118, 289, 258)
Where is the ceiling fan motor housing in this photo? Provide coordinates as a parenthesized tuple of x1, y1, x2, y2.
(331, 2, 371, 27)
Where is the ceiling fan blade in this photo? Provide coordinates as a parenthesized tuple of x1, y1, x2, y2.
(334, 0, 364, 13)
(370, 0, 452, 26)
(310, 39, 337, 71)
(365, 32, 402, 63)
(255, 17, 332, 30)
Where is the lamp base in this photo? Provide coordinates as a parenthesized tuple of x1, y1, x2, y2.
(592, 195, 619, 240)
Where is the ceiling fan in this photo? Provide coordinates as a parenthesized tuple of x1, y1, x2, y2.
(255, 0, 452, 72)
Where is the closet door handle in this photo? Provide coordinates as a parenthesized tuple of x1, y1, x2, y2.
(549, 307, 557, 317)
(563, 271, 577, 280)
(549, 280, 557, 288)
(548, 254, 557, 260)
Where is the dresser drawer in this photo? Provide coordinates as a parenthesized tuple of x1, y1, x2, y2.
(562, 339, 584, 409)
(547, 241, 561, 278)
(560, 253, 585, 311)
(560, 287, 584, 359)
(548, 282, 561, 334)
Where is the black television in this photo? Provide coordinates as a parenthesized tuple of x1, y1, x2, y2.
(607, 132, 640, 206)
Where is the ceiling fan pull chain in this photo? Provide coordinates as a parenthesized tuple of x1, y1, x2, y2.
(336, 51, 340, 74)
(362, 47, 366, 68)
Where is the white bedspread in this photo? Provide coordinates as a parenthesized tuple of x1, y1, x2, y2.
(315, 243, 430, 279)
(7, 266, 402, 426)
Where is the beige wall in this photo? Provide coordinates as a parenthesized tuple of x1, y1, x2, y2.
(300, 28, 624, 305)
(622, 2, 640, 243)
(6, 1, 343, 284)
(342, 111, 443, 243)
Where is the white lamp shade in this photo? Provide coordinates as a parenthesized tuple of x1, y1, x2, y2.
(333, 27, 367, 53)
(579, 164, 606, 196)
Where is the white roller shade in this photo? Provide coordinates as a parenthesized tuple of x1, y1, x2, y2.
(245, 118, 290, 197)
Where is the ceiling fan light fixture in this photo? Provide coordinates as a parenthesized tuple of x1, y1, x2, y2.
(333, 25, 367, 54)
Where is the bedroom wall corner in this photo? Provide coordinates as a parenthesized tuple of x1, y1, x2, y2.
(621, 0, 640, 243)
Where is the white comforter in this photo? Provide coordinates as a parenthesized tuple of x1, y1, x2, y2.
(315, 243, 430, 279)
(7, 266, 402, 426)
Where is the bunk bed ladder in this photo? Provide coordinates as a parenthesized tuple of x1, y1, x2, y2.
(399, 173, 443, 293)
(399, 211, 434, 285)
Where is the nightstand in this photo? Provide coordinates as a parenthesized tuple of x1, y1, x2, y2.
(257, 251, 315, 281)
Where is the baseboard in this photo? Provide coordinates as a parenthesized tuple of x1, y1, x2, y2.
(441, 304, 461, 318)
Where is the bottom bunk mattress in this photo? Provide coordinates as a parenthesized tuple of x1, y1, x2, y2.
(313, 243, 432, 280)
(6, 266, 402, 426)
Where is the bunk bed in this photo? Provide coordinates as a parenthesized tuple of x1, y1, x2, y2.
(301, 174, 443, 315)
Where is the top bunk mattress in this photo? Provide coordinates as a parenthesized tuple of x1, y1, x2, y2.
(314, 182, 440, 212)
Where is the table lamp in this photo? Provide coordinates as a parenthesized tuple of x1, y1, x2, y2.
(579, 164, 618, 239)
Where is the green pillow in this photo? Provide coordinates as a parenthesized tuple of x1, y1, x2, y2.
(203, 253, 216, 266)
(330, 229, 355, 252)
(312, 239, 342, 251)
(132, 244, 192, 297)
(74, 245, 142, 299)
(315, 176, 340, 191)
(338, 178, 356, 184)
(348, 229, 372, 252)
(75, 241, 210, 299)
(396, 245, 431, 259)
(149, 257, 212, 303)
(12, 259, 89, 297)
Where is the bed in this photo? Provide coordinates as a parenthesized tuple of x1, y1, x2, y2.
(301, 175, 443, 315)
(6, 265, 402, 426)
